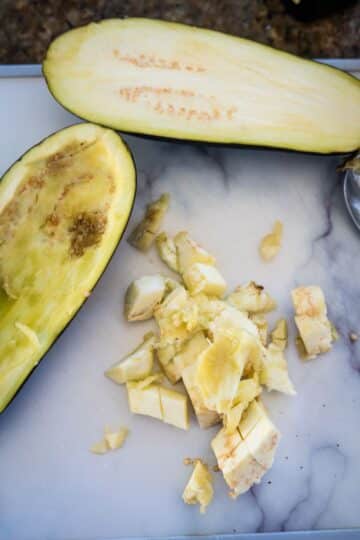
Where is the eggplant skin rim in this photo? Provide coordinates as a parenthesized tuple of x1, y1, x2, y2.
(0, 122, 137, 414)
(42, 17, 360, 155)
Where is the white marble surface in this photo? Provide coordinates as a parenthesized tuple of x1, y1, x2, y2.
(0, 77, 360, 540)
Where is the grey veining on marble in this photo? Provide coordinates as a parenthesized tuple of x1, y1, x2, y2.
(0, 77, 359, 540)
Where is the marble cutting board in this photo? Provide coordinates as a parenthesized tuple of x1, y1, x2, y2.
(0, 70, 359, 540)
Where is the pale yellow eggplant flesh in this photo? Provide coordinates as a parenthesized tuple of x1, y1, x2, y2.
(43, 18, 360, 154)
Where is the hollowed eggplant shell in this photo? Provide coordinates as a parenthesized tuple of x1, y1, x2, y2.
(0, 123, 136, 412)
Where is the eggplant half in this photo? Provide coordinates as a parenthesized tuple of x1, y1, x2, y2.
(43, 18, 360, 154)
(0, 123, 136, 412)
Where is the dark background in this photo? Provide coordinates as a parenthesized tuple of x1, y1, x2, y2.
(0, 0, 359, 64)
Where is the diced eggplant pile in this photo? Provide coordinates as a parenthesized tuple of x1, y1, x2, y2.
(107, 207, 334, 510)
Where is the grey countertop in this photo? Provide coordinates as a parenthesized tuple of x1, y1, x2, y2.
(0, 0, 359, 64)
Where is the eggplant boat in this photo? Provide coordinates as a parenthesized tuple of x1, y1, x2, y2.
(43, 18, 360, 154)
(0, 123, 136, 412)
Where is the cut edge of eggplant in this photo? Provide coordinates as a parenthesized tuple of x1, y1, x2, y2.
(43, 18, 360, 154)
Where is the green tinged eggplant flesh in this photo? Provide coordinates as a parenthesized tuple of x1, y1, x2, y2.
(0, 123, 136, 412)
(43, 18, 360, 154)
